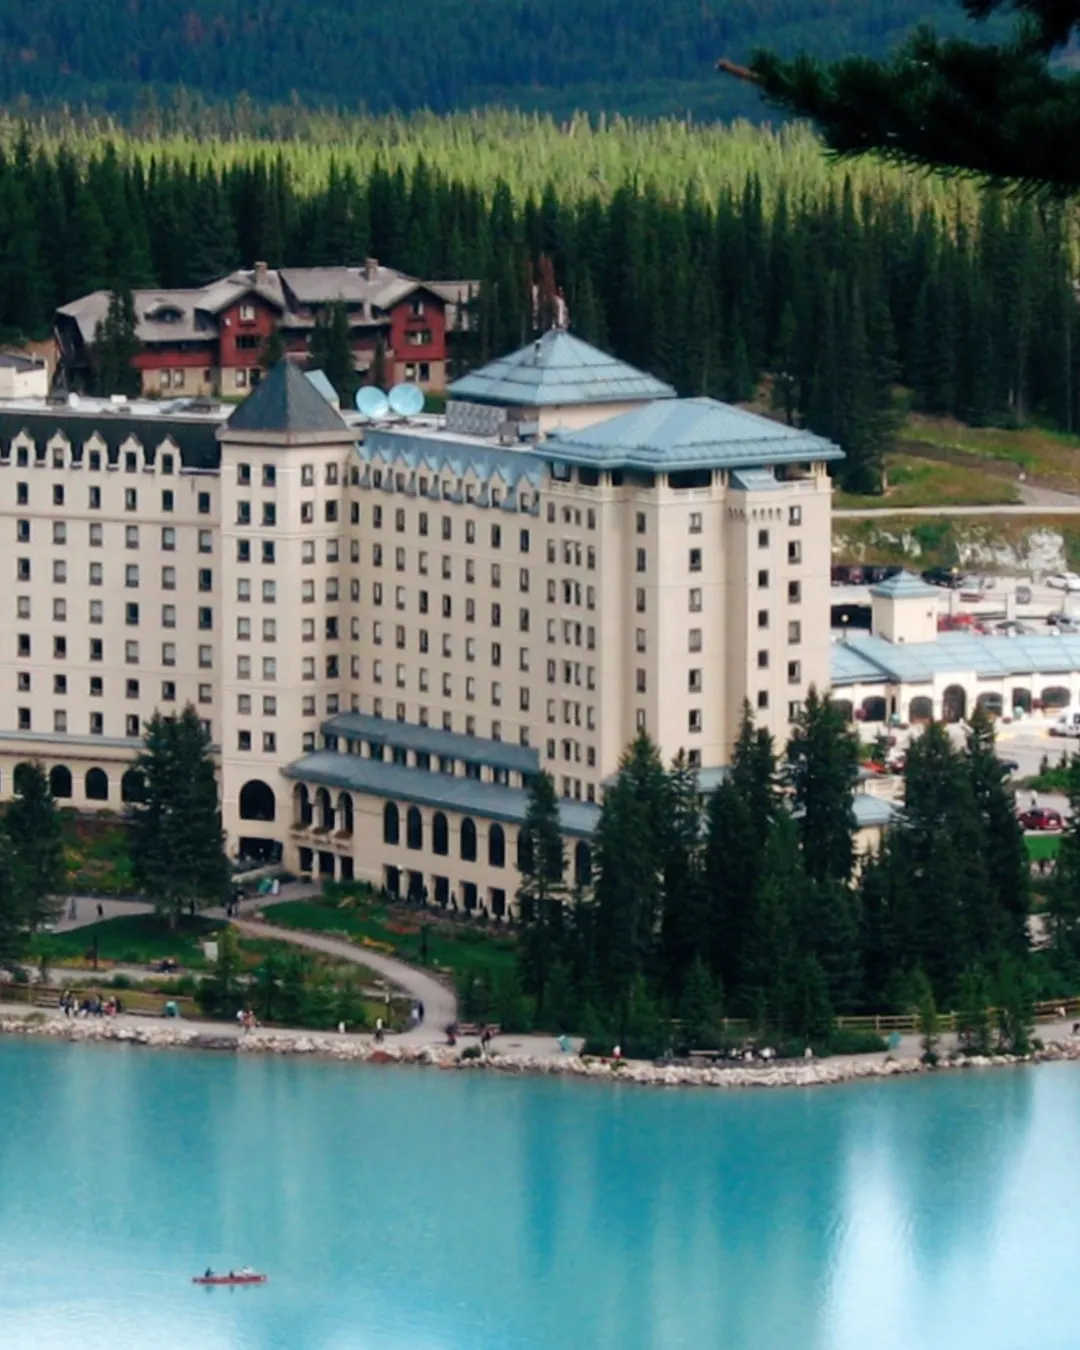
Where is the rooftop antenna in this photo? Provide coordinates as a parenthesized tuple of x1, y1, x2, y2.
(387, 383, 425, 418)
(355, 386, 391, 420)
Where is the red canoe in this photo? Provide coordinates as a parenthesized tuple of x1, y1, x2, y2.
(192, 1273, 267, 1286)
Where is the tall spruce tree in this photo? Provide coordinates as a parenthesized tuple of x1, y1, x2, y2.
(785, 686, 859, 888)
(5, 762, 63, 930)
(964, 706, 1031, 953)
(93, 285, 141, 397)
(0, 831, 29, 972)
(1047, 754, 1080, 986)
(516, 771, 568, 1020)
(309, 300, 357, 407)
(128, 706, 229, 926)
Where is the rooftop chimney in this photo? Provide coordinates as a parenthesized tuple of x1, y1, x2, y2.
(364, 257, 378, 281)
(254, 260, 268, 285)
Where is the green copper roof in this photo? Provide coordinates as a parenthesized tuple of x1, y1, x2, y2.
(869, 570, 939, 600)
(447, 330, 676, 408)
(545, 398, 843, 473)
(227, 360, 348, 434)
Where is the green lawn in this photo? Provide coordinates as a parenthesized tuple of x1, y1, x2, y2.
(265, 895, 518, 989)
(1025, 834, 1061, 863)
(835, 452, 1021, 510)
(35, 913, 222, 970)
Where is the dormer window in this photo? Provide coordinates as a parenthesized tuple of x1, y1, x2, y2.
(146, 304, 183, 324)
(410, 297, 425, 317)
(239, 303, 256, 323)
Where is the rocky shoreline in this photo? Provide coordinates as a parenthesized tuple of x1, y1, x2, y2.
(4, 1009, 1080, 1089)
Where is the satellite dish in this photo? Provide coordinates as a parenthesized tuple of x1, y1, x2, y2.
(355, 386, 390, 419)
(388, 383, 425, 417)
(68, 392, 81, 408)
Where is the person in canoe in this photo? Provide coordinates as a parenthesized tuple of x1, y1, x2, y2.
(204, 1268, 213, 1279)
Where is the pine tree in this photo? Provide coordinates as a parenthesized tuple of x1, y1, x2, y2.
(128, 706, 230, 926)
(260, 327, 286, 370)
(308, 301, 357, 407)
(516, 771, 568, 1019)
(93, 285, 141, 397)
(658, 752, 707, 999)
(785, 686, 859, 888)
(1047, 754, 1080, 986)
(0, 831, 30, 972)
(4, 761, 63, 930)
(964, 706, 1031, 954)
(678, 957, 722, 1051)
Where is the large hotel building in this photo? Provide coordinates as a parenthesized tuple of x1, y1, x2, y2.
(0, 332, 840, 914)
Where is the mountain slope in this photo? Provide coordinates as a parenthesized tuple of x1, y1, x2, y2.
(0, 1, 988, 118)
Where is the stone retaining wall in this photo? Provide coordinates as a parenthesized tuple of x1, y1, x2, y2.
(4, 1011, 1080, 1090)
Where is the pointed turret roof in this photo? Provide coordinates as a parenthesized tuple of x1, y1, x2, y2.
(447, 330, 676, 408)
(226, 361, 348, 435)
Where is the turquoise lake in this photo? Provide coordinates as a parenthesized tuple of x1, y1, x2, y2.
(1, 1042, 1079, 1349)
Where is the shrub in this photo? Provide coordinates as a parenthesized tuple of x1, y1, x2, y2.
(827, 1029, 888, 1056)
(460, 1045, 483, 1061)
(109, 974, 133, 990)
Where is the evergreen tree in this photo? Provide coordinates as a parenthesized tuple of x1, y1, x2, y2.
(957, 963, 994, 1055)
(260, 327, 286, 370)
(1047, 754, 1080, 985)
(5, 761, 63, 930)
(658, 752, 707, 998)
(516, 771, 568, 1019)
(128, 706, 229, 926)
(308, 300, 357, 407)
(93, 285, 141, 397)
(678, 957, 723, 1051)
(964, 705, 1031, 953)
(785, 686, 859, 887)
(0, 831, 30, 971)
(913, 968, 940, 1064)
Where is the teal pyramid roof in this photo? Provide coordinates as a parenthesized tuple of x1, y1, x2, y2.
(869, 570, 938, 600)
(227, 361, 348, 434)
(545, 397, 842, 472)
(447, 330, 676, 408)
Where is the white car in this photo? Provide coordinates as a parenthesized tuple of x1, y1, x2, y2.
(1047, 572, 1080, 592)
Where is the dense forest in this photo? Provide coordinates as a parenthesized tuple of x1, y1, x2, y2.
(506, 699, 1075, 1057)
(1, 123, 1075, 493)
(0, 1, 989, 119)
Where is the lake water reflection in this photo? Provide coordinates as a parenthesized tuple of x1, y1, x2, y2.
(0, 1041, 1077, 1349)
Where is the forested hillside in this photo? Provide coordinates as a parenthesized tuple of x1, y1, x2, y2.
(0, 1, 983, 118)
(0, 118, 1071, 496)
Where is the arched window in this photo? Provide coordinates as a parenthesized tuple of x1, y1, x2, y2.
(294, 784, 313, 827)
(317, 788, 334, 831)
(575, 841, 592, 888)
(460, 817, 477, 862)
(239, 779, 276, 822)
(406, 806, 423, 850)
(942, 685, 968, 723)
(908, 696, 933, 723)
(12, 763, 33, 796)
(121, 768, 146, 804)
(49, 765, 72, 800)
(1042, 685, 1071, 710)
(432, 811, 449, 856)
(339, 793, 354, 835)
(85, 767, 109, 802)
(383, 801, 400, 846)
(488, 822, 506, 868)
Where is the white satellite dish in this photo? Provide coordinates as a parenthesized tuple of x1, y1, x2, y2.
(68, 392, 81, 408)
(355, 386, 391, 419)
(388, 382, 425, 417)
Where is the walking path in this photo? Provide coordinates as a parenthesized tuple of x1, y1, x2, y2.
(229, 916, 457, 1044)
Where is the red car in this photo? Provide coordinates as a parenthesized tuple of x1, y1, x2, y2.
(1017, 808, 1064, 832)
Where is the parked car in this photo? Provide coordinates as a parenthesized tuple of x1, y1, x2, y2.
(1047, 572, 1080, 592)
(921, 566, 961, 588)
(1051, 709, 1080, 736)
(1015, 584, 1033, 605)
(1017, 807, 1064, 831)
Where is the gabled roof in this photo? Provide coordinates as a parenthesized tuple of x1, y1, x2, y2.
(226, 361, 349, 435)
(869, 569, 939, 600)
(546, 397, 842, 473)
(448, 330, 676, 408)
(323, 712, 539, 775)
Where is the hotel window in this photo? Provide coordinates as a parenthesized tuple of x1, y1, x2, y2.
(263, 732, 277, 753)
(125, 565, 139, 588)
(263, 695, 277, 716)
(89, 485, 101, 507)
(89, 600, 103, 624)
(301, 501, 314, 524)
(689, 588, 702, 612)
(237, 540, 251, 563)
(238, 463, 251, 486)
(263, 542, 276, 565)
(688, 709, 702, 733)
(442, 673, 452, 696)
(789, 505, 802, 526)
(396, 587, 407, 611)
(519, 528, 530, 554)
(125, 525, 139, 549)
(688, 628, 702, 652)
(636, 548, 647, 573)
(89, 562, 102, 585)
(196, 683, 212, 706)
(758, 609, 769, 629)
(689, 669, 702, 692)
(162, 681, 177, 701)
(198, 645, 212, 669)
(126, 604, 140, 628)
(237, 617, 252, 641)
(53, 560, 67, 584)
(262, 580, 276, 603)
(301, 464, 314, 487)
(789, 701, 803, 721)
(237, 694, 252, 716)
(161, 526, 175, 550)
(465, 677, 477, 702)
(301, 618, 315, 642)
(465, 637, 476, 662)
(441, 516, 452, 541)
(16, 482, 28, 505)
(442, 634, 452, 657)
(262, 618, 276, 642)
(635, 669, 647, 693)
(636, 710, 646, 731)
(302, 695, 316, 716)
(53, 521, 67, 545)
(263, 464, 277, 488)
(418, 551, 429, 576)
(327, 540, 340, 562)
(635, 512, 646, 534)
(17, 557, 30, 580)
(89, 523, 104, 547)
(758, 529, 769, 548)
(53, 598, 66, 621)
(788, 660, 802, 684)
(162, 643, 176, 667)
(162, 566, 176, 590)
(757, 691, 769, 710)
(689, 512, 702, 534)
(237, 656, 251, 680)
(788, 540, 802, 564)
(396, 663, 407, 688)
(238, 731, 252, 752)
(236, 501, 251, 525)
(162, 605, 176, 628)
(125, 678, 140, 700)
(200, 530, 213, 553)
(465, 520, 476, 545)
(757, 569, 769, 588)
(635, 588, 645, 613)
(301, 540, 315, 564)
(689, 548, 702, 572)
(54, 710, 67, 733)
(89, 713, 103, 736)
(326, 577, 339, 602)
(788, 580, 802, 603)
(237, 579, 251, 602)
(301, 580, 314, 603)
(198, 568, 212, 593)
(303, 657, 316, 681)
(758, 650, 769, 669)
(124, 488, 137, 511)
(263, 657, 277, 681)
(419, 668, 429, 692)
(788, 620, 802, 644)
(16, 519, 30, 542)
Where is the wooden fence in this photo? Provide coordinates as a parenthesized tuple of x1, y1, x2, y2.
(7, 983, 198, 1018)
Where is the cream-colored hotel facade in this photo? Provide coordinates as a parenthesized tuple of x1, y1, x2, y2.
(0, 332, 840, 915)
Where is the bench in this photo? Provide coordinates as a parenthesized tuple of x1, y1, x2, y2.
(456, 1023, 502, 1038)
